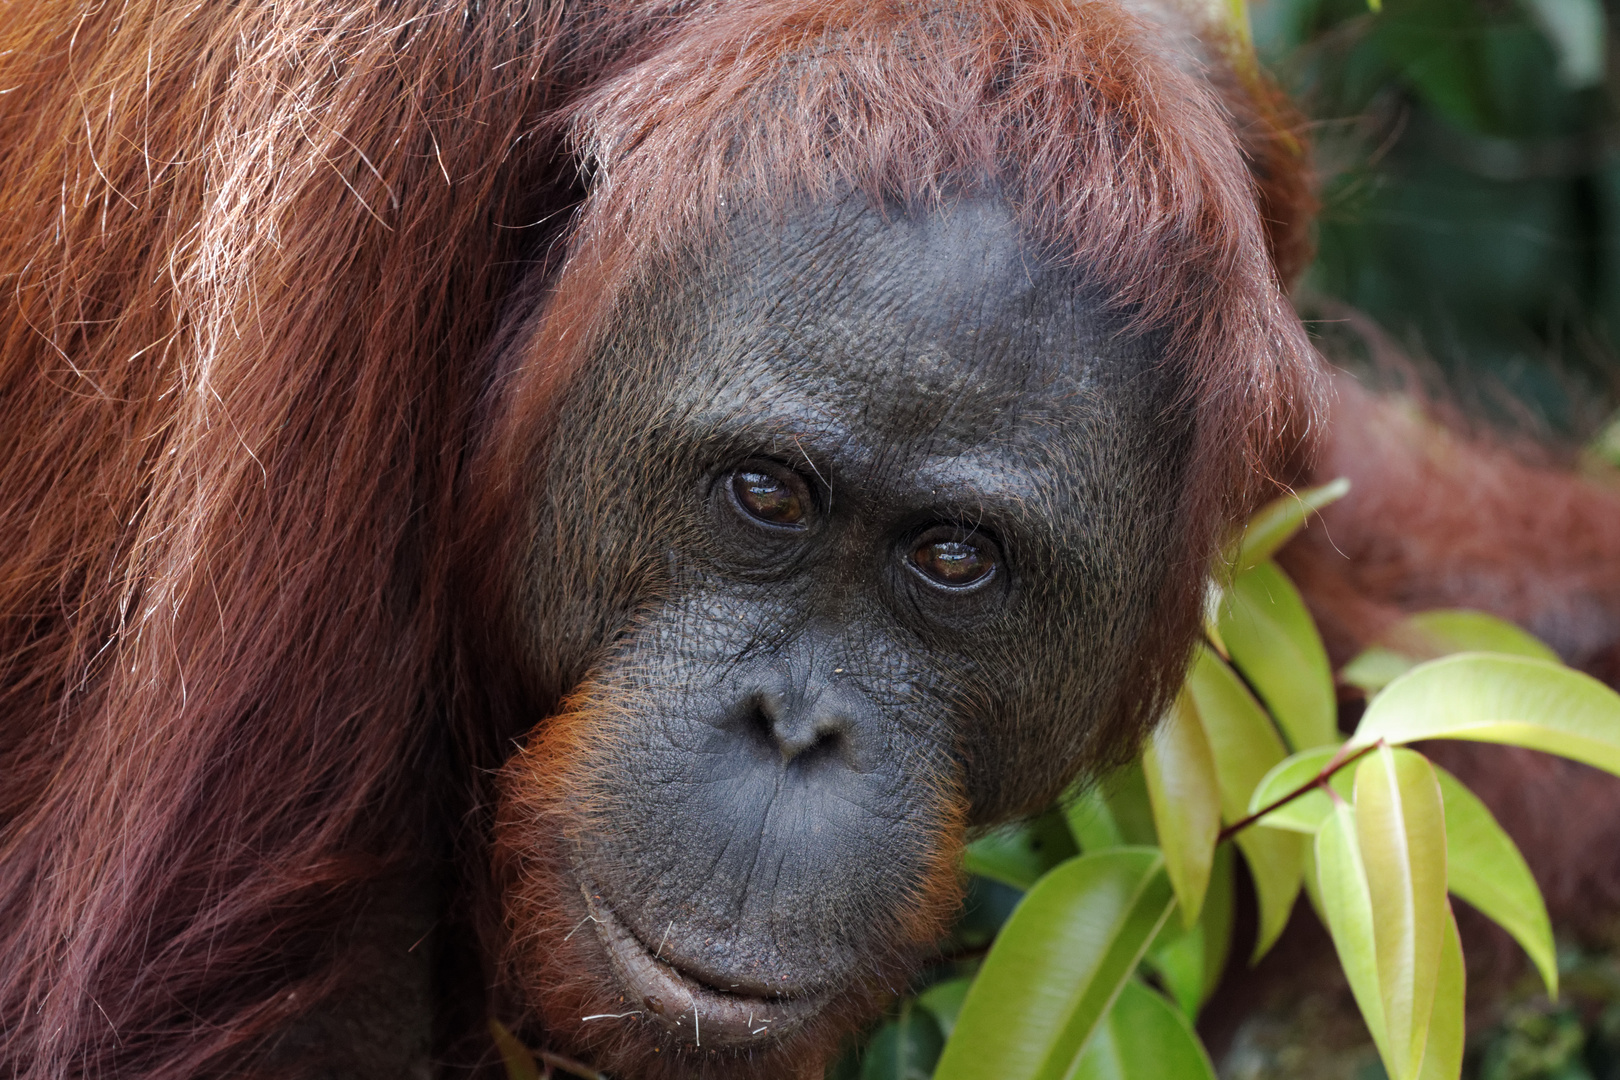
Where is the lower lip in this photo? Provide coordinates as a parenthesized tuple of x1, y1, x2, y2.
(580, 884, 828, 1049)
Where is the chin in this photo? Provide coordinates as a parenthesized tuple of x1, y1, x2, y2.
(492, 792, 927, 1080)
(486, 678, 969, 1080)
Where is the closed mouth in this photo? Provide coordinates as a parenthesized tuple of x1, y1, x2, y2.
(580, 884, 829, 1049)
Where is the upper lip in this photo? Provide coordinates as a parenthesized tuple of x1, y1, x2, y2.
(580, 884, 830, 1048)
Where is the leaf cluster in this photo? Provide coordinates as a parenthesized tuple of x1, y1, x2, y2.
(839, 480, 1620, 1080)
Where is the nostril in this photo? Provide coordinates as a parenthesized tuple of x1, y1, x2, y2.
(739, 688, 850, 765)
(771, 722, 848, 764)
(774, 719, 846, 764)
(744, 689, 784, 740)
(772, 705, 852, 767)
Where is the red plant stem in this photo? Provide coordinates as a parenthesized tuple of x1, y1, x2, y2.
(1215, 741, 1382, 844)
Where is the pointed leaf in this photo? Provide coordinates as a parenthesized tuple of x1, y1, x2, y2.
(1144, 845, 1235, 1018)
(1200, 843, 1237, 1000)
(1188, 643, 1306, 956)
(1355, 747, 1448, 1080)
(1350, 654, 1620, 778)
(1342, 611, 1557, 695)
(1227, 477, 1352, 574)
(1301, 843, 1327, 925)
(489, 1020, 542, 1080)
(1144, 690, 1222, 925)
(1432, 765, 1556, 996)
(1316, 801, 1392, 1066)
(1187, 645, 1292, 822)
(1070, 980, 1218, 1080)
(1218, 561, 1338, 750)
(918, 978, 973, 1041)
(1065, 764, 1155, 853)
(1245, 746, 1351, 834)
(862, 1002, 945, 1080)
(1142, 925, 1200, 1021)
(1340, 649, 1418, 699)
(934, 850, 1176, 1080)
(963, 811, 1078, 891)
(1415, 904, 1465, 1080)
(1234, 825, 1306, 962)
(1387, 609, 1554, 661)
(1067, 785, 1127, 853)
(1100, 763, 1159, 845)
(1204, 580, 1229, 659)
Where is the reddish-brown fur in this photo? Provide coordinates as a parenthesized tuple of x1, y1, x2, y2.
(1, 0, 1611, 1077)
(0, 2, 1317, 1073)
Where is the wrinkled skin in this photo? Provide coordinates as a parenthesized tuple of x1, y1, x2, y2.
(492, 197, 1198, 1077)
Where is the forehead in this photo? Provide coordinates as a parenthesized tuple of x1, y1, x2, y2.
(667, 199, 1145, 451)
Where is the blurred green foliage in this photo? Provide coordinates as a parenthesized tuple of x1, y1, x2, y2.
(1470, 944, 1620, 1080)
(1251, 0, 1618, 429)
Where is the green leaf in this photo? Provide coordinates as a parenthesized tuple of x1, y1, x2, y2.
(963, 810, 1079, 891)
(1143, 914, 1204, 1022)
(933, 850, 1177, 1080)
(1234, 825, 1306, 963)
(1102, 763, 1159, 845)
(1316, 801, 1392, 1067)
(1067, 763, 1158, 853)
(1199, 843, 1236, 1000)
(1244, 744, 1548, 1003)
(917, 978, 973, 1041)
(1143, 690, 1222, 925)
(1227, 477, 1352, 575)
(1069, 980, 1218, 1080)
(1415, 903, 1465, 1080)
(489, 1020, 542, 1080)
(1246, 746, 1352, 834)
(1203, 580, 1229, 659)
(1067, 784, 1126, 853)
(1185, 642, 1304, 955)
(1349, 654, 1620, 778)
(1144, 845, 1235, 1018)
(1217, 561, 1339, 751)
(862, 1001, 945, 1080)
(1341, 610, 1558, 695)
(1341, 649, 1420, 699)
(1301, 843, 1327, 925)
(1391, 610, 1553, 661)
(1355, 746, 1448, 1080)
(1187, 645, 1292, 822)
(1432, 765, 1556, 996)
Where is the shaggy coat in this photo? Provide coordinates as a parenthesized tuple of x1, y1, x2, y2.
(1, 1, 1615, 1077)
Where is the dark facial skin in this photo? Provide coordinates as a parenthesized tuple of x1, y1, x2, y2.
(496, 197, 1194, 1076)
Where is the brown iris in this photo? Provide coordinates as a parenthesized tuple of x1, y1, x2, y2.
(731, 469, 806, 527)
(911, 537, 995, 587)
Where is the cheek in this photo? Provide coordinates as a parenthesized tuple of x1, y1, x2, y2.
(489, 688, 622, 1059)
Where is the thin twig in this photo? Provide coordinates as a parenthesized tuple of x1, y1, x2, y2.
(1216, 741, 1381, 844)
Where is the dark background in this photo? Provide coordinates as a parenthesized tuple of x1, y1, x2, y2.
(1256, 0, 1619, 438)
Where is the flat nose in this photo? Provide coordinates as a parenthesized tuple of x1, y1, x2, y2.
(746, 679, 860, 765)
